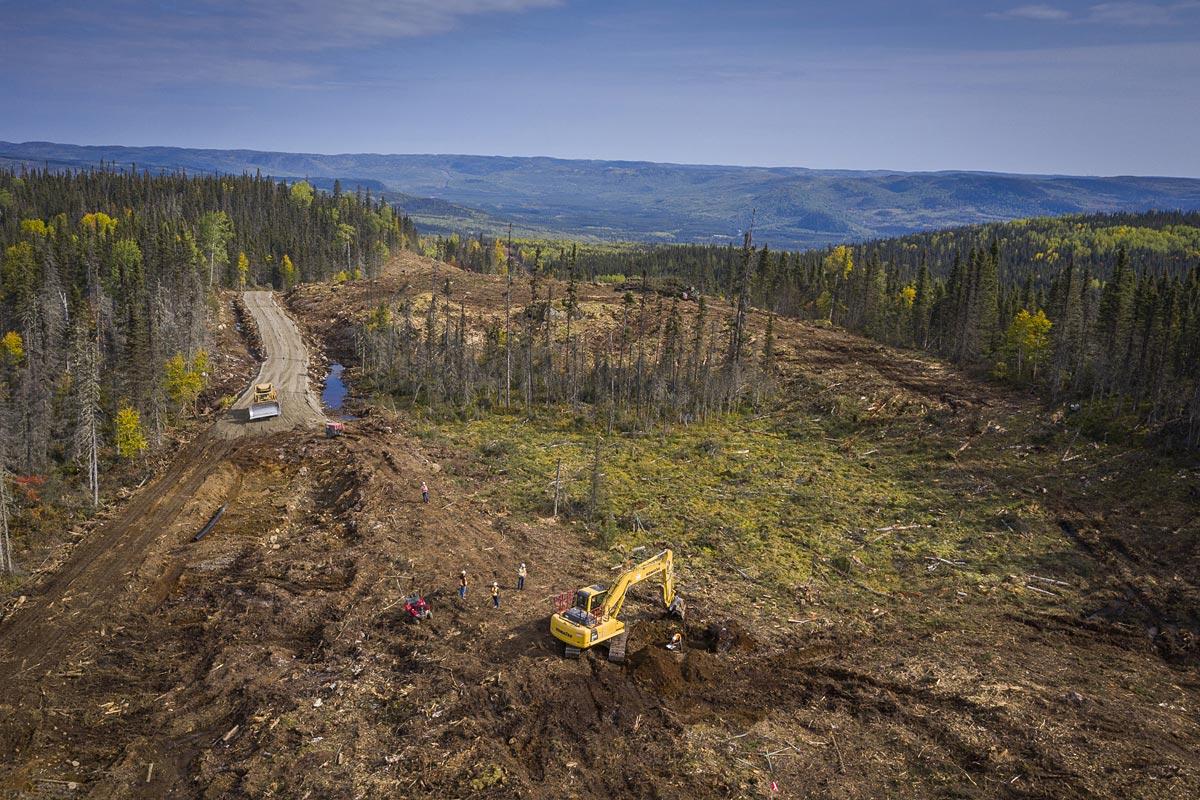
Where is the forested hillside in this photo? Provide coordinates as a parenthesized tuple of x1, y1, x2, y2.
(0, 169, 415, 533)
(433, 212, 1200, 448)
(5, 141, 1200, 247)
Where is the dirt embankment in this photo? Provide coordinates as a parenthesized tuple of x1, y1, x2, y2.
(0, 290, 324, 679)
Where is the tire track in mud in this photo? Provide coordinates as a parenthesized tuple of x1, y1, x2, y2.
(1057, 517, 1199, 664)
(0, 439, 229, 683)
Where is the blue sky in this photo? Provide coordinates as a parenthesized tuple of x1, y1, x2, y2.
(2, 0, 1198, 176)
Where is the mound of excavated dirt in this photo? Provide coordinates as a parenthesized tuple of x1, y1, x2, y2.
(628, 646, 727, 697)
(680, 649, 722, 683)
(627, 646, 686, 696)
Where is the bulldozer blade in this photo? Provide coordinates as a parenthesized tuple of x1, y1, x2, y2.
(248, 402, 281, 421)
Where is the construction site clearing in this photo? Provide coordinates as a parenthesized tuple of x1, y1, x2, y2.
(0, 250, 1198, 799)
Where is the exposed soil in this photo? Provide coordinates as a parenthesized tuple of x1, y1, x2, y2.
(1, 253, 1198, 799)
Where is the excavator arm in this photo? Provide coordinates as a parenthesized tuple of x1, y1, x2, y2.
(603, 549, 683, 620)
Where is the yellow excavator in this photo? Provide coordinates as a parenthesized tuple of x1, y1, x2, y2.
(550, 548, 685, 662)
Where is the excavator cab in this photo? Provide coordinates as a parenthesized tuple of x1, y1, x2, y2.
(574, 585, 607, 615)
(562, 585, 607, 628)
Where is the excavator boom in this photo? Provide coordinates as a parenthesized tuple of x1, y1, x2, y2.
(601, 549, 678, 619)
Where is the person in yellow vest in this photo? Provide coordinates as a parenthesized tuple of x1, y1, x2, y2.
(491, 581, 501, 608)
(517, 562, 527, 591)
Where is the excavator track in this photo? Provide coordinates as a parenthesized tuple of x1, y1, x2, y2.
(607, 631, 628, 663)
(564, 645, 581, 659)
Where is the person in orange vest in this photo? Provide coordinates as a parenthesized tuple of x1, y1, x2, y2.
(421, 481, 429, 503)
(491, 581, 501, 608)
(458, 569, 468, 599)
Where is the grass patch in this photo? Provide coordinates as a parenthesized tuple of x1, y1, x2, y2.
(427, 404, 1058, 603)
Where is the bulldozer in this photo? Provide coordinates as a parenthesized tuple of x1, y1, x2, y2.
(550, 548, 685, 662)
(248, 382, 281, 420)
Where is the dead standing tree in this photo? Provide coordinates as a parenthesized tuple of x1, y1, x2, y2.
(724, 227, 756, 409)
(588, 436, 613, 544)
(73, 327, 102, 507)
(564, 245, 579, 404)
(0, 463, 14, 575)
(505, 224, 514, 409)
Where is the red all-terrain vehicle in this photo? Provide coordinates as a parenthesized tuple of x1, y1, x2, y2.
(403, 594, 432, 622)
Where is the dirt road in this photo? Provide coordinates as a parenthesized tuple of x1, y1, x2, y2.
(217, 290, 325, 436)
(0, 291, 320, 685)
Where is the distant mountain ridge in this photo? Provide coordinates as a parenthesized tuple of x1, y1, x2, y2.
(4, 140, 1200, 248)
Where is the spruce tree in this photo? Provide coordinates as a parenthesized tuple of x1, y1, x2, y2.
(912, 262, 933, 348)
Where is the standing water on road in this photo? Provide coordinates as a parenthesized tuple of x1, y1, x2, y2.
(322, 362, 349, 411)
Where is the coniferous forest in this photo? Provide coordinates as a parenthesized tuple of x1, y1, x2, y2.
(432, 212, 1200, 448)
(357, 231, 774, 432)
(0, 168, 416, 509)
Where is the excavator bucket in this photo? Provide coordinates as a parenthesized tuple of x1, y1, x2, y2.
(607, 631, 628, 663)
(248, 401, 281, 420)
(668, 595, 686, 621)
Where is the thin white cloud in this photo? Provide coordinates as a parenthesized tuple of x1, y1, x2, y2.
(6, 1, 564, 50)
(2, 0, 565, 89)
(1087, 1, 1200, 25)
(988, 0, 1200, 24)
(203, 0, 564, 47)
(988, 4, 1073, 21)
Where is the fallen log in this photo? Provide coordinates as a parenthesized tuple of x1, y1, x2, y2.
(1027, 574, 1071, 587)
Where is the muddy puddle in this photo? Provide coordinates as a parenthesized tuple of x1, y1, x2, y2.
(322, 362, 355, 418)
